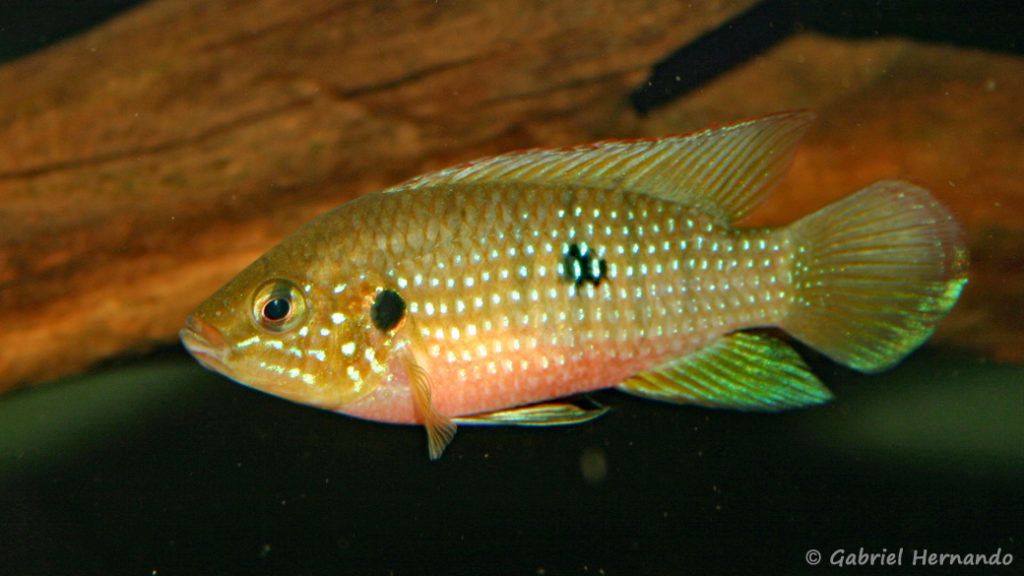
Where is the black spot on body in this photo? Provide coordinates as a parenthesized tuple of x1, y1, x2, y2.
(562, 242, 607, 288)
(371, 289, 406, 332)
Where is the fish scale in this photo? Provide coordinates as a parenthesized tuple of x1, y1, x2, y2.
(343, 183, 792, 420)
(180, 112, 967, 459)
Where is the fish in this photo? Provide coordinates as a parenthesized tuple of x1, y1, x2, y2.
(180, 112, 968, 459)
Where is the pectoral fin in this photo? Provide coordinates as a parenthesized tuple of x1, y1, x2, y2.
(454, 400, 609, 426)
(617, 332, 833, 411)
(403, 353, 456, 460)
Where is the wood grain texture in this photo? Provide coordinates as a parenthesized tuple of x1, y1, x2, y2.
(0, 0, 1020, 392)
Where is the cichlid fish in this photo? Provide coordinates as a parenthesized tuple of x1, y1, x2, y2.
(180, 112, 968, 459)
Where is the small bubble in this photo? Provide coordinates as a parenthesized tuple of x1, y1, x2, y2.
(579, 446, 608, 484)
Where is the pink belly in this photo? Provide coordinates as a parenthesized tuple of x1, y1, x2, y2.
(339, 331, 712, 425)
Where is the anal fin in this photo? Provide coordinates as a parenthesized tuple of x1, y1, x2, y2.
(454, 400, 609, 427)
(617, 332, 833, 411)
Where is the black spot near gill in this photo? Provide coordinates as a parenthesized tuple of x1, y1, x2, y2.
(561, 243, 607, 288)
(371, 289, 406, 332)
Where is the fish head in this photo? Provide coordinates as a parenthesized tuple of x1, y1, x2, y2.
(180, 248, 395, 411)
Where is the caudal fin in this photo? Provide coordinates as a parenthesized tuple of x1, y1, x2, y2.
(781, 181, 968, 373)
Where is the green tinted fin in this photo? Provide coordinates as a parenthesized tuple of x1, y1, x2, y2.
(454, 401, 609, 427)
(390, 112, 814, 222)
(616, 333, 833, 411)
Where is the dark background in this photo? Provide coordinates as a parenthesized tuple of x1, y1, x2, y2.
(2, 350, 1020, 575)
(1, 2, 1021, 574)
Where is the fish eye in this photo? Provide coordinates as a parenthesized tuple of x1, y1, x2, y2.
(252, 279, 306, 332)
(263, 297, 291, 322)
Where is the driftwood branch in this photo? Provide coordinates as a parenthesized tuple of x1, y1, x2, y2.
(0, 0, 1020, 392)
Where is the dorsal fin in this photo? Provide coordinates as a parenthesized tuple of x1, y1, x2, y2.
(391, 111, 815, 222)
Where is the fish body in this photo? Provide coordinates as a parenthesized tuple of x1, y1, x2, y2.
(181, 112, 968, 458)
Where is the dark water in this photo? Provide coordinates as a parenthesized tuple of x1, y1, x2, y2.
(0, 1, 145, 65)
(1, 348, 1020, 575)
(2, 2, 1021, 574)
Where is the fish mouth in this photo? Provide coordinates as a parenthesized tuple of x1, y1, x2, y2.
(179, 315, 231, 375)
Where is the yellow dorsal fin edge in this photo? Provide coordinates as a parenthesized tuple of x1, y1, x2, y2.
(391, 111, 815, 223)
